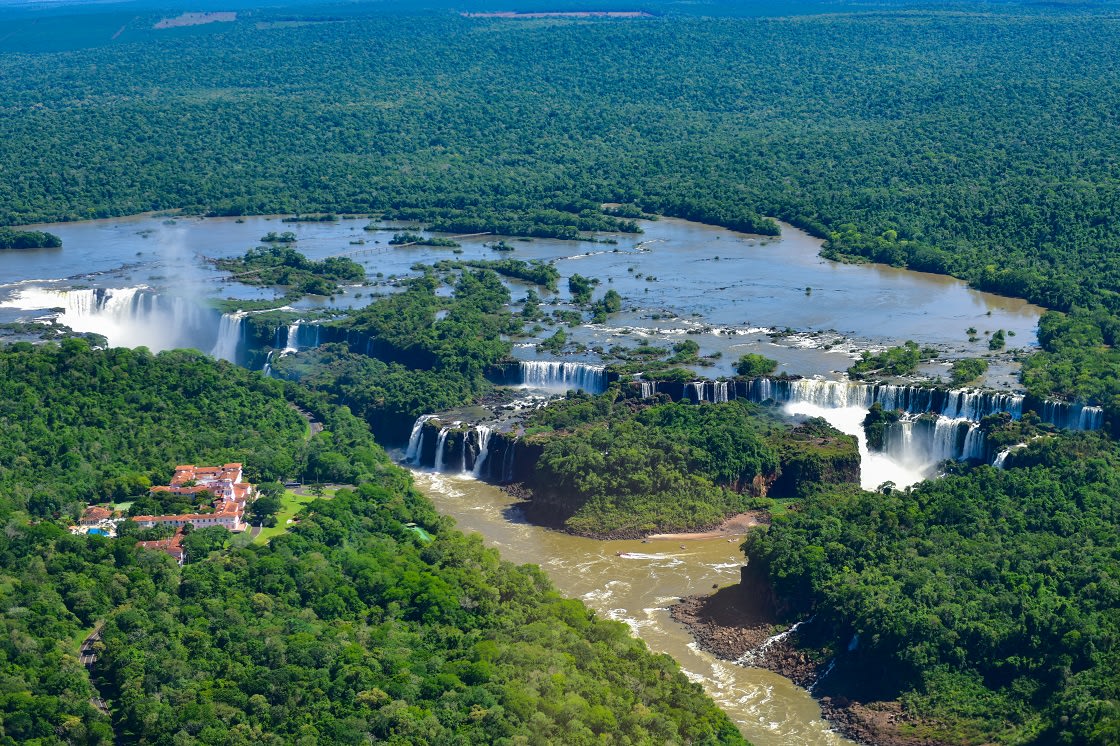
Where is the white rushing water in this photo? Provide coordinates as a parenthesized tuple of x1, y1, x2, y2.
(471, 425, 493, 478)
(211, 311, 247, 362)
(783, 401, 929, 490)
(519, 360, 607, 393)
(1, 286, 215, 351)
(404, 414, 437, 464)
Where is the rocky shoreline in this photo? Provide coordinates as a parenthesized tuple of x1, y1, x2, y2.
(671, 585, 950, 746)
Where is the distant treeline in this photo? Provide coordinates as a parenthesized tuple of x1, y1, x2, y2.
(9, 8, 1120, 317)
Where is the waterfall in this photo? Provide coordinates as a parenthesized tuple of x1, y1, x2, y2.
(472, 426, 493, 478)
(519, 360, 607, 393)
(404, 415, 436, 464)
(882, 416, 986, 467)
(639, 380, 655, 398)
(740, 376, 1099, 431)
(433, 427, 451, 472)
(713, 381, 729, 403)
(736, 617, 813, 666)
(211, 311, 246, 362)
(688, 382, 705, 403)
(1043, 401, 1105, 431)
(283, 323, 301, 354)
(262, 350, 275, 376)
(502, 444, 516, 483)
(993, 443, 1028, 469)
(809, 658, 837, 694)
(0, 286, 217, 351)
(432, 422, 460, 472)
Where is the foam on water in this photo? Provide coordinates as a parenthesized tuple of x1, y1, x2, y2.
(783, 400, 927, 489)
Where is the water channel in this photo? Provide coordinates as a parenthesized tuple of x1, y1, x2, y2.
(411, 470, 853, 746)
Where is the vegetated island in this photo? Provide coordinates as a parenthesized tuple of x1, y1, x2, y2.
(0, 228, 61, 250)
(212, 244, 366, 298)
(502, 388, 859, 539)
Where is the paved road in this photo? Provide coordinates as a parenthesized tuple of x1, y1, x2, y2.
(79, 623, 111, 715)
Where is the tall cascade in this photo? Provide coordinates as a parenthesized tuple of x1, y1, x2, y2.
(433, 423, 459, 472)
(519, 361, 607, 393)
(882, 416, 987, 466)
(688, 381, 731, 403)
(211, 311, 247, 362)
(501, 444, 516, 483)
(283, 323, 301, 354)
(0, 286, 218, 351)
(405, 415, 437, 463)
(472, 426, 493, 478)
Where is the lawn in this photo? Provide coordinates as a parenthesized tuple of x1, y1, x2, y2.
(252, 487, 339, 544)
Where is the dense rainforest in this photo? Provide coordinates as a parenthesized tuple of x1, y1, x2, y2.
(743, 436, 1120, 745)
(517, 389, 857, 536)
(4, 2, 1120, 407)
(0, 341, 745, 745)
(5, 1, 1120, 743)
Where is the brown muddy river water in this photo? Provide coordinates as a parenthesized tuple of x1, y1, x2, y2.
(412, 471, 856, 746)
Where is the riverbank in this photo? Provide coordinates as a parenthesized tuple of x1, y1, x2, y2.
(502, 482, 773, 540)
(672, 584, 951, 746)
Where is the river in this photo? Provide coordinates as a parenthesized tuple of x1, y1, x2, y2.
(1, 213, 1043, 382)
(0, 211, 1054, 741)
(411, 470, 854, 746)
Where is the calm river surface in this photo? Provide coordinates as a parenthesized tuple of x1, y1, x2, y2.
(411, 470, 855, 746)
(2, 213, 1043, 379)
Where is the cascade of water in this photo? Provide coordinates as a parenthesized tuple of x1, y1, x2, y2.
(1083, 406, 1103, 430)
(432, 422, 461, 472)
(713, 381, 730, 403)
(472, 426, 493, 478)
(502, 444, 516, 483)
(2, 286, 218, 351)
(283, 323, 301, 354)
(433, 427, 452, 472)
(519, 360, 607, 393)
(808, 658, 837, 695)
(688, 382, 705, 403)
(736, 617, 814, 666)
(639, 380, 655, 398)
(262, 350, 275, 376)
(960, 423, 986, 461)
(404, 415, 436, 463)
(210, 311, 247, 362)
(993, 442, 1028, 469)
(461, 434, 468, 473)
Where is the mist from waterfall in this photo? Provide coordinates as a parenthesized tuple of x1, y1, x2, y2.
(0, 286, 218, 352)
